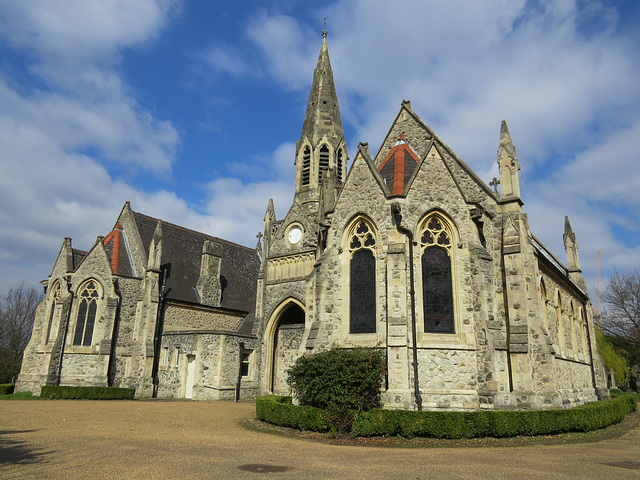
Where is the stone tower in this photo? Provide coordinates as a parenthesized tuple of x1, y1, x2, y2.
(254, 31, 348, 395)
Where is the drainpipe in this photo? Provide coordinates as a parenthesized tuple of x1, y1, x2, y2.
(583, 302, 602, 401)
(235, 340, 245, 402)
(151, 265, 169, 398)
(56, 280, 74, 386)
(391, 204, 423, 411)
(107, 280, 122, 387)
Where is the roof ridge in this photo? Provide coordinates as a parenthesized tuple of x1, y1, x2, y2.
(131, 210, 256, 252)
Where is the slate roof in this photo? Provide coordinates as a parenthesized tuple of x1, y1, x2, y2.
(133, 211, 260, 313)
(71, 249, 87, 270)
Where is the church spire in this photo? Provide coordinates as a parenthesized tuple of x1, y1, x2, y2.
(295, 31, 348, 208)
(300, 30, 343, 145)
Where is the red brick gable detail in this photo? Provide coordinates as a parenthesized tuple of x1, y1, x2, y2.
(378, 133, 420, 195)
(104, 222, 123, 274)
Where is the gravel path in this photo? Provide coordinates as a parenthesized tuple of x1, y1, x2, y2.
(1, 400, 640, 479)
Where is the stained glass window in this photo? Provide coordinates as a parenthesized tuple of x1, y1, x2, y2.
(73, 281, 99, 346)
(349, 220, 376, 334)
(420, 215, 455, 334)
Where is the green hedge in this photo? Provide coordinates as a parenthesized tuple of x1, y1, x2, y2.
(353, 394, 637, 438)
(40, 385, 136, 400)
(257, 394, 637, 439)
(0, 384, 15, 395)
(256, 395, 331, 432)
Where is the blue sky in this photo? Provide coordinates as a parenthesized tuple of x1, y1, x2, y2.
(0, 0, 639, 303)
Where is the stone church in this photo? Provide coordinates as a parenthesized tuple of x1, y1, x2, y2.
(17, 32, 608, 410)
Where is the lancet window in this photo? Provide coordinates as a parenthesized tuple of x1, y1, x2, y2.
(540, 280, 549, 332)
(45, 281, 61, 343)
(318, 145, 330, 185)
(420, 214, 455, 334)
(302, 146, 311, 186)
(349, 218, 377, 334)
(556, 292, 564, 349)
(73, 280, 99, 346)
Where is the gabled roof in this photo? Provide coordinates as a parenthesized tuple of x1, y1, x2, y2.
(374, 101, 498, 204)
(133, 211, 259, 312)
(71, 249, 87, 271)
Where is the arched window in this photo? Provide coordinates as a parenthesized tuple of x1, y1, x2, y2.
(569, 301, 576, 353)
(337, 148, 344, 183)
(349, 219, 377, 334)
(540, 279, 549, 332)
(555, 292, 564, 350)
(73, 281, 99, 346)
(302, 146, 311, 186)
(45, 281, 61, 343)
(420, 214, 455, 333)
(318, 145, 330, 185)
(579, 308, 588, 355)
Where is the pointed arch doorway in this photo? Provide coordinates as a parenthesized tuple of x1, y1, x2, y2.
(265, 300, 306, 395)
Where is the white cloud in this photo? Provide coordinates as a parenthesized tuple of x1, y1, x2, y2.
(197, 143, 296, 244)
(0, 0, 180, 66)
(0, 0, 183, 293)
(245, 11, 317, 90)
(202, 45, 255, 77)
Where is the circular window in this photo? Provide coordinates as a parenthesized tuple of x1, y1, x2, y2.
(288, 225, 303, 245)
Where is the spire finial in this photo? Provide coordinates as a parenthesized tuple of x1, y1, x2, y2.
(323, 17, 327, 37)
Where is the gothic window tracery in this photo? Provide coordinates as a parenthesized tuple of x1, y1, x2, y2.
(45, 281, 61, 343)
(73, 280, 99, 346)
(349, 219, 377, 334)
(420, 214, 455, 334)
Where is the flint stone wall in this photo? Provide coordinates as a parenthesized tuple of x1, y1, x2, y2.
(164, 304, 243, 332)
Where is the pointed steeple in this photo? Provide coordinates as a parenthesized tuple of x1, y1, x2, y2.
(147, 220, 162, 272)
(295, 31, 348, 208)
(497, 120, 522, 205)
(563, 216, 587, 290)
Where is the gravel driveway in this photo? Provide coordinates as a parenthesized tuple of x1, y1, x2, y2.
(1, 400, 639, 479)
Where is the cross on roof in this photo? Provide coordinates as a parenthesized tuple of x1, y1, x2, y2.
(489, 177, 500, 194)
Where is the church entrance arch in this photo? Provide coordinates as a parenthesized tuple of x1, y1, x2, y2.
(264, 300, 305, 394)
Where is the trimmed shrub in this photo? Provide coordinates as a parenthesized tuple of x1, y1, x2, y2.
(609, 388, 623, 397)
(287, 348, 385, 433)
(0, 384, 15, 395)
(40, 386, 135, 400)
(352, 394, 637, 438)
(286, 347, 385, 432)
(256, 395, 330, 432)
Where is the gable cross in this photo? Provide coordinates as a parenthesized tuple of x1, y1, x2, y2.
(489, 177, 500, 194)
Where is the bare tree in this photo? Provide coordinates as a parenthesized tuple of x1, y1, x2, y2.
(0, 284, 43, 383)
(601, 270, 640, 341)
